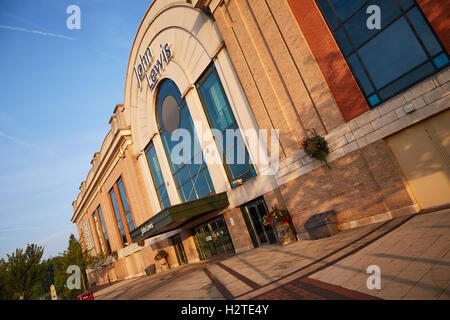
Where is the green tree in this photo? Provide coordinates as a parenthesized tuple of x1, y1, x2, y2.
(29, 256, 63, 300)
(54, 234, 103, 300)
(5, 244, 46, 299)
(0, 258, 13, 299)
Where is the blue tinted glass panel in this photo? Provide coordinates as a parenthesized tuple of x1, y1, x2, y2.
(398, 0, 414, 10)
(358, 17, 428, 89)
(335, 27, 353, 55)
(146, 143, 171, 209)
(159, 184, 168, 201)
(344, 0, 401, 48)
(162, 196, 171, 209)
(317, 0, 340, 28)
(197, 65, 256, 186)
(317, 0, 446, 107)
(177, 166, 190, 186)
(330, 0, 368, 21)
(188, 162, 201, 178)
(193, 172, 209, 200)
(347, 54, 374, 95)
(199, 76, 234, 131)
(368, 94, 380, 106)
(433, 53, 449, 69)
(378, 62, 435, 100)
(97, 206, 111, 254)
(147, 146, 164, 187)
(181, 180, 195, 202)
(408, 7, 443, 57)
(109, 188, 126, 246)
(117, 178, 134, 232)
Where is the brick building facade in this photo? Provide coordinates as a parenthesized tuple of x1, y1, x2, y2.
(71, 0, 449, 286)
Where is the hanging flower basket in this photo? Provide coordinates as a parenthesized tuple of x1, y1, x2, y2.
(301, 129, 330, 168)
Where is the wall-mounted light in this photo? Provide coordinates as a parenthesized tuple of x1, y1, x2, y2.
(403, 103, 415, 115)
(233, 179, 243, 186)
(119, 147, 126, 159)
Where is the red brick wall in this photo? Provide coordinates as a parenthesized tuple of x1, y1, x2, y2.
(278, 140, 415, 233)
(417, 0, 450, 53)
(287, 0, 369, 122)
(264, 187, 287, 212)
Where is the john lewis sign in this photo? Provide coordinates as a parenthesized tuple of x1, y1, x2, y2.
(140, 222, 154, 238)
(134, 43, 173, 91)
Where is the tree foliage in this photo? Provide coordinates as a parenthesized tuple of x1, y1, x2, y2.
(53, 234, 104, 300)
(0, 258, 13, 299)
(0, 234, 104, 300)
(3, 244, 46, 299)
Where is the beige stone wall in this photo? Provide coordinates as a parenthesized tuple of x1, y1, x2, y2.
(180, 230, 201, 264)
(76, 138, 154, 255)
(212, 0, 344, 158)
(273, 67, 450, 193)
(267, 67, 449, 234)
(223, 207, 253, 253)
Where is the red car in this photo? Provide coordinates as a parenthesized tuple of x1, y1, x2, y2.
(77, 291, 94, 300)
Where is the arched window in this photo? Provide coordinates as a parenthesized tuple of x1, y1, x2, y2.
(157, 79, 215, 203)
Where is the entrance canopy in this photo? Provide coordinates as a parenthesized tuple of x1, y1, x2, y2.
(130, 192, 229, 243)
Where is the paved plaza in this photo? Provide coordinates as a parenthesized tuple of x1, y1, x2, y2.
(93, 208, 450, 300)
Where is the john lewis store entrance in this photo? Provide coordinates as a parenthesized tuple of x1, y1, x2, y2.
(193, 215, 235, 260)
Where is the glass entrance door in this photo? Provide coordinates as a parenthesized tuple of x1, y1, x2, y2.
(171, 234, 188, 265)
(244, 199, 278, 247)
(193, 215, 235, 260)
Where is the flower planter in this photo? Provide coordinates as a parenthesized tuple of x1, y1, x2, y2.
(154, 249, 169, 272)
(275, 223, 296, 246)
(262, 207, 297, 246)
(158, 257, 170, 272)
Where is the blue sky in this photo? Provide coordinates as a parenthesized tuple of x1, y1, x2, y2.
(0, 0, 152, 259)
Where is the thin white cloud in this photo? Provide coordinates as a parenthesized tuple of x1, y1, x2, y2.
(0, 226, 46, 234)
(0, 130, 52, 153)
(0, 24, 75, 40)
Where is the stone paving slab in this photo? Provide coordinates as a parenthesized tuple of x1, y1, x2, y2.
(253, 277, 381, 300)
(309, 209, 450, 300)
(94, 208, 449, 300)
(94, 261, 221, 300)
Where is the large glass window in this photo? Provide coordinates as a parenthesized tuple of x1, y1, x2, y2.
(196, 64, 256, 187)
(316, 0, 449, 107)
(96, 206, 111, 255)
(116, 177, 135, 232)
(145, 142, 171, 209)
(108, 177, 135, 246)
(157, 79, 215, 203)
(109, 187, 127, 246)
(92, 210, 106, 254)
